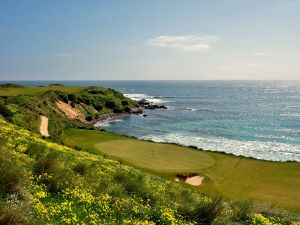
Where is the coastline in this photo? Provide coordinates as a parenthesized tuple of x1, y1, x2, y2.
(88, 112, 132, 126)
(87, 113, 300, 163)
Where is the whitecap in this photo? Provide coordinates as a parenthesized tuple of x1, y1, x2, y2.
(124, 93, 171, 103)
(140, 133, 300, 162)
(183, 108, 200, 112)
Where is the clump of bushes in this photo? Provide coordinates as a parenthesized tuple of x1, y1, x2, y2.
(32, 152, 68, 194)
(0, 103, 13, 118)
(32, 152, 58, 176)
(179, 195, 224, 224)
(73, 163, 86, 175)
(105, 99, 116, 109)
(114, 170, 152, 202)
(231, 199, 253, 222)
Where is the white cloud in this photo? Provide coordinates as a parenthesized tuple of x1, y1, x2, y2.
(252, 52, 268, 57)
(147, 35, 218, 51)
(53, 53, 72, 58)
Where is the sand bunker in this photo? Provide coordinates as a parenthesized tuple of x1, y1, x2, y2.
(185, 176, 204, 186)
(40, 116, 49, 137)
(175, 175, 204, 186)
(56, 100, 84, 121)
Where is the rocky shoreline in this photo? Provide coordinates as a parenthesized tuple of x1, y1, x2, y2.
(90, 98, 168, 125)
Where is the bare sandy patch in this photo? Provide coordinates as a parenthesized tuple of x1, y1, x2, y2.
(40, 116, 49, 137)
(56, 100, 84, 121)
(185, 176, 204, 186)
(175, 174, 204, 186)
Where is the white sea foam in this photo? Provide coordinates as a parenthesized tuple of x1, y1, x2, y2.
(183, 108, 200, 112)
(124, 93, 171, 103)
(94, 119, 123, 128)
(280, 113, 300, 118)
(141, 133, 300, 162)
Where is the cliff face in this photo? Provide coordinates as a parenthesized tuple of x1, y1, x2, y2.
(0, 86, 139, 139)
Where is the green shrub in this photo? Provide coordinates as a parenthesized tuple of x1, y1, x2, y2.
(33, 152, 73, 194)
(94, 105, 103, 111)
(123, 106, 131, 113)
(113, 107, 123, 113)
(25, 143, 46, 159)
(58, 93, 68, 103)
(114, 170, 150, 201)
(121, 100, 129, 106)
(70, 101, 76, 108)
(0, 155, 22, 195)
(231, 199, 253, 221)
(0, 103, 13, 118)
(33, 152, 58, 175)
(105, 100, 116, 109)
(85, 115, 93, 121)
(180, 195, 224, 225)
(73, 163, 86, 175)
(68, 94, 76, 101)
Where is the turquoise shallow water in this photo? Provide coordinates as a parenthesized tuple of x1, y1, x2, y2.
(8, 80, 300, 162)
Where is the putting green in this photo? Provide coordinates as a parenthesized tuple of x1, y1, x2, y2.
(95, 140, 215, 173)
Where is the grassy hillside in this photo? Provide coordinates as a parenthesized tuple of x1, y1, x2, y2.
(63, 128, 300, 212)
(0, 118, 298, 224)
(0, 84, 138, 139)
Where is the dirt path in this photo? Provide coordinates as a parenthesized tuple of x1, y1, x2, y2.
(40, 116, 49, 137)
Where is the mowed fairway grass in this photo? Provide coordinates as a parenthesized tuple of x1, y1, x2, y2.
(0, 85, 84, 96)
(63, 128, 300, 211)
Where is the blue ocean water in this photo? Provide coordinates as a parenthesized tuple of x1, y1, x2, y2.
(5, 80, 300, 162)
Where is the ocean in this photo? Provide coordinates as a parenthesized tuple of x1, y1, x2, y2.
(5, 80, 300, 162)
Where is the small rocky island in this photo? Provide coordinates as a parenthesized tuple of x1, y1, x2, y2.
(137, 99, 168, 110)
(135, 98, 168, 117)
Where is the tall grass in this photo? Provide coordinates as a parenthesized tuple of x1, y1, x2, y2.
(179, 195, 224, 225)
(0, 154, 22, 195)
(0, 203, 26, 225)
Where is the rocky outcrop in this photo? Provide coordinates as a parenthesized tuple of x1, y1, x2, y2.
(137, 99, 167, 110)
(130, 107, 144, 114)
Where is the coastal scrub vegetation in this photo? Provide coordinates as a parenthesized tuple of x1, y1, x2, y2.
(0, 115, 298, 224)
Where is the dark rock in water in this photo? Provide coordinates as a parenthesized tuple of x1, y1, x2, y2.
(138, 98, 167, 110)
(143, 114, 148, 117)
(138, 99, 150, 106)
(144, 104, 168, 110)
(131, 107, 144, 114)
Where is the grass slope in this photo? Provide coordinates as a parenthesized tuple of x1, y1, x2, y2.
(2, 118, 297, 224)
(0, 85, 84, 96)
(63, 128, 300, 212)
(0, 85, 138, 139)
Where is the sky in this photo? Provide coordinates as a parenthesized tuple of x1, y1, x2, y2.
(0, 0, 300, 80)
